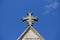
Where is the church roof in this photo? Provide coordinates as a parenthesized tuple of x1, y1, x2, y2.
(17, 26, 44, 40)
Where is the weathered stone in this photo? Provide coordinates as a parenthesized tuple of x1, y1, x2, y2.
(17, 12, 45, 40)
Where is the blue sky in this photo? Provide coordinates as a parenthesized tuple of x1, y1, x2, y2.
(0, 0, 60, 40)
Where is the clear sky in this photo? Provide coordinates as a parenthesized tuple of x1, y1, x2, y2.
(0, 0, 60, 40)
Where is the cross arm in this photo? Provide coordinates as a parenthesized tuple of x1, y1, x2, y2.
(32, 16, 38, 21)
(22, 17, 28, 22)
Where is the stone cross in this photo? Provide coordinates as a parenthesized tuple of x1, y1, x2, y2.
(22, 12, 38, 26)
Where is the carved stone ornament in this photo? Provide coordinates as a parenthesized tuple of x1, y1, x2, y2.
(17, 12, 45, 40)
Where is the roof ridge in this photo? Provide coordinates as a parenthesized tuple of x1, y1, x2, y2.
(17, 26, 45, 40)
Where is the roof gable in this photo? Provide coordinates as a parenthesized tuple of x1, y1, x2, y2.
(17, 27, 44, 40)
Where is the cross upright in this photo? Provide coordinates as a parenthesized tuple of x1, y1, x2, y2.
(22, 12, 38, 27)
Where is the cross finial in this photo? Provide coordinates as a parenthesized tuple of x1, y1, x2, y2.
(22, 12, 38, 27)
